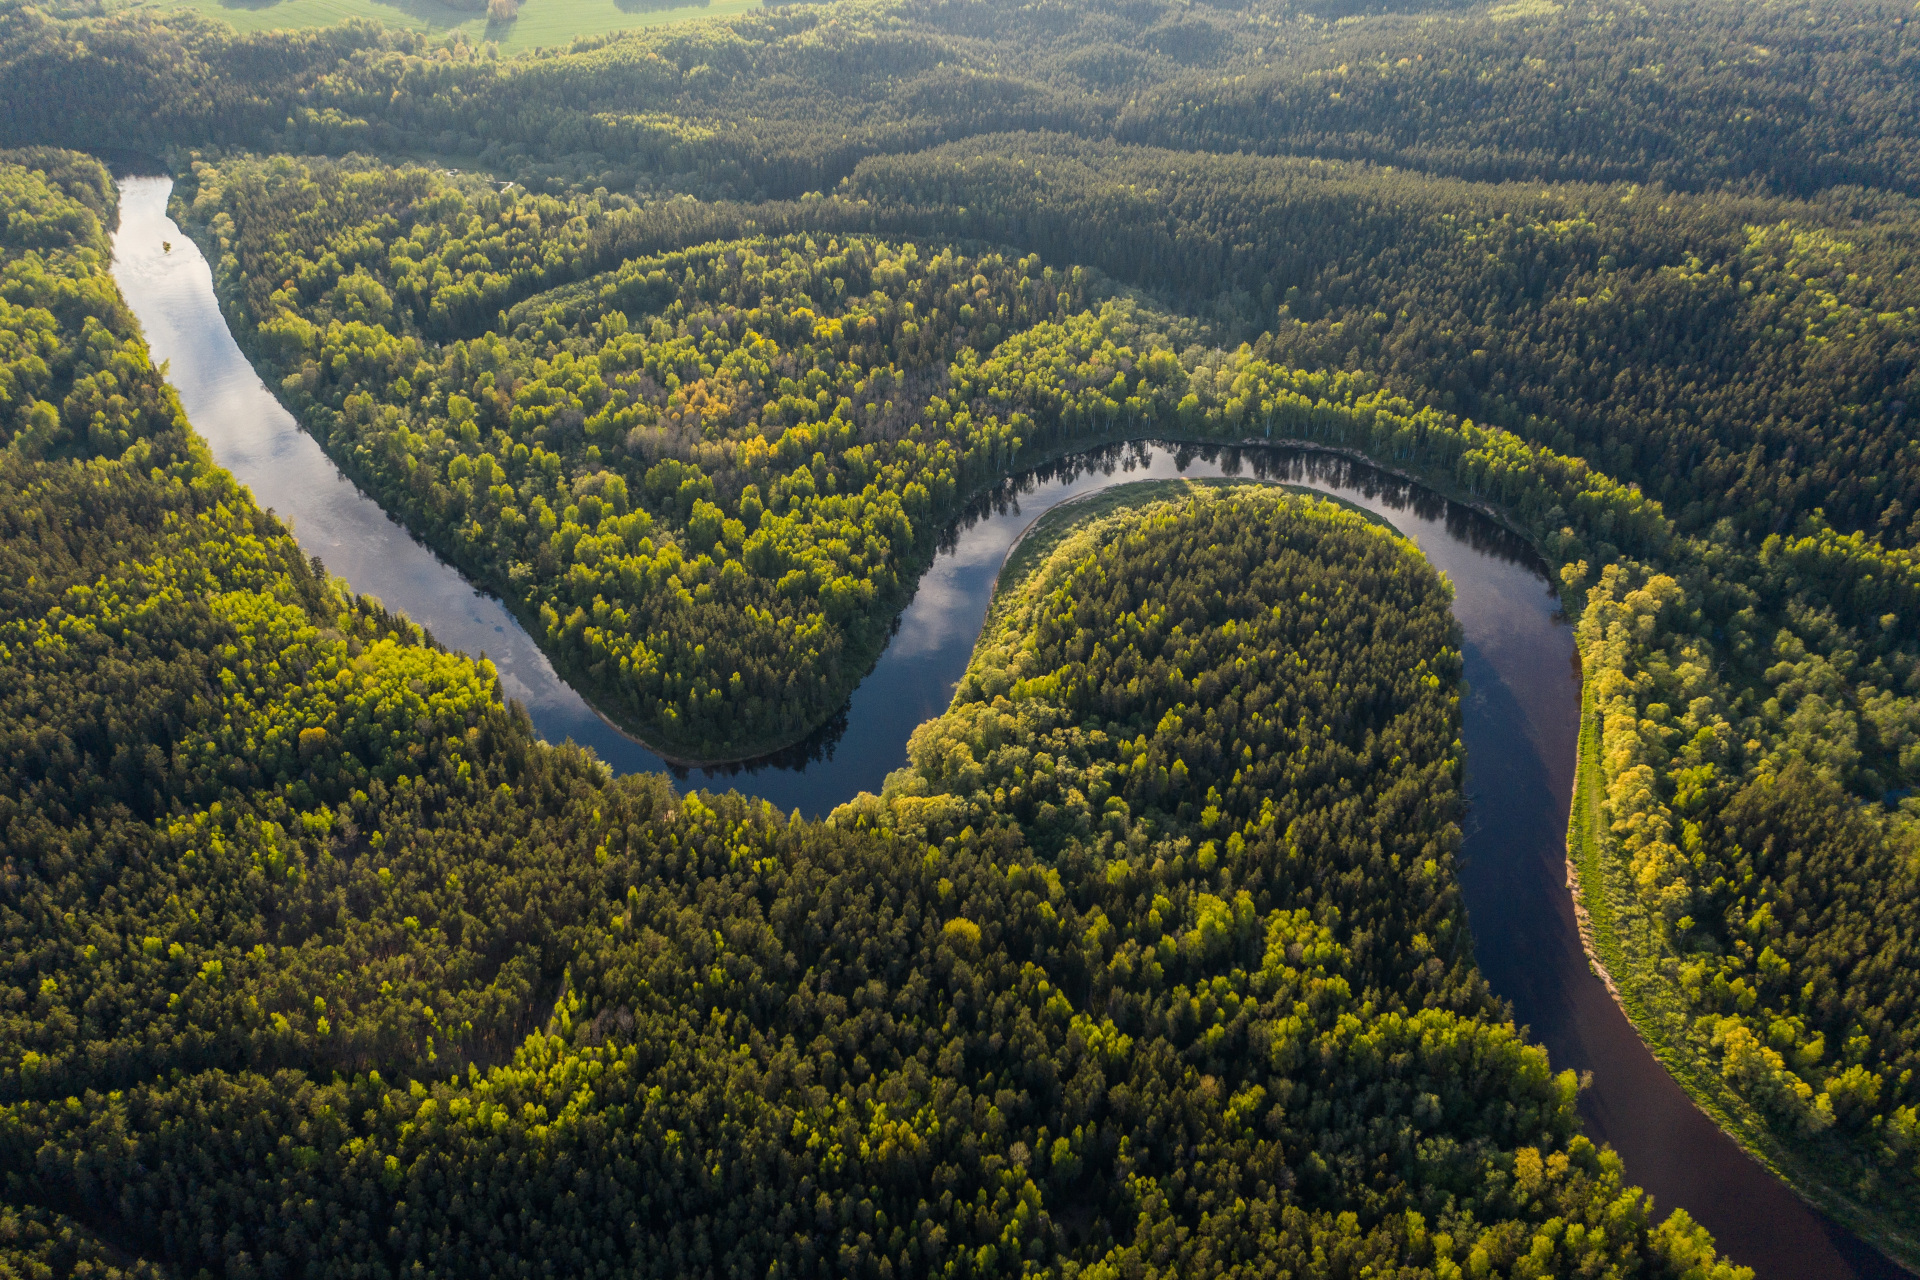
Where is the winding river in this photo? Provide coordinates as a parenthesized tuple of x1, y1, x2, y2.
(109, 174, 1909, 1280)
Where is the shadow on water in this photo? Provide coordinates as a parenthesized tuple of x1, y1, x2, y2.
(107, 171, 1911, 1280)
(93, 149, 171, 178)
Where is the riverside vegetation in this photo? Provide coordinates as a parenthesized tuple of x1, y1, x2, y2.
(0, 149, 1753, 1277)
(2, 0, 1919, 1260)
(174, 140, 1920, 1256)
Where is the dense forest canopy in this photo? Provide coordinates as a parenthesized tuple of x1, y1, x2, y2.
(0, 0, 1912, 197)
(3, 0, 1920, 1264)
(3, 0, 1919, 199)
(0, 148, 1753, 1277)
(180, 152, 1240, 756)
(846, 136, 1920, 547)
(64, 120, 1920, 1253)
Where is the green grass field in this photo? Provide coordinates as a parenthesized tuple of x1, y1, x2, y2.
(126, 0, 762, 51)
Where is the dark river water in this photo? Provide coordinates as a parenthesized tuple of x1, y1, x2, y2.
(110, 174, 1910, 1280)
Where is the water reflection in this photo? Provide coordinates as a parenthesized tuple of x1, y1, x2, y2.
(686, 438, 1553, 805)
(668, 438, 1537, 809)
(108, 170, 1909, 1280)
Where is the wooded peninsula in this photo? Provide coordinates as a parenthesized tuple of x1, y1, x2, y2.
(1, 0, 1917, 1270)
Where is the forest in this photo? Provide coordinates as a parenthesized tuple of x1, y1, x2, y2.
(0, 0, 1918, 1266)
(182, 154, 1114, 756)
(41, 134, 1920, 1256)
(0, 148, 1755, 1278)
(2, 0, 1919, 200)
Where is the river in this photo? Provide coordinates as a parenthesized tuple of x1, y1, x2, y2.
(108, 173, 1910, 1280)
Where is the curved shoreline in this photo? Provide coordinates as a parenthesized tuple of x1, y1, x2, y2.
(109, 172, 1907, 1280)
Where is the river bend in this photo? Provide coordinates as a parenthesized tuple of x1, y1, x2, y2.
(108, 173, 1907, 1280)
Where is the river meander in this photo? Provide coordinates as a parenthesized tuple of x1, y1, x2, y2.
(109, 173, 1908, 1280)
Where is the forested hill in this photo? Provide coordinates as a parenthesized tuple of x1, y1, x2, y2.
(5, 0, 1920, 1263)
(2, 0, 1918, 200)
(160, 127, 1920, 1257)
(843, 135, 1920, 546)
(0, 149, 1749, 1279)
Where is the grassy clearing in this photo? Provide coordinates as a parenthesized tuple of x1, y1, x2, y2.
(126, 0, 762, 52)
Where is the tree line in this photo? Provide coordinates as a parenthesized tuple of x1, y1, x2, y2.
(0, 150, 1747, 1279)
(183, 154, 1120, 756)
(4, 0, 1918, 201)
(176, 138, 1920, 1245)
(4, 0, 1918, 1244)
(845, 133, 1920, 550)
